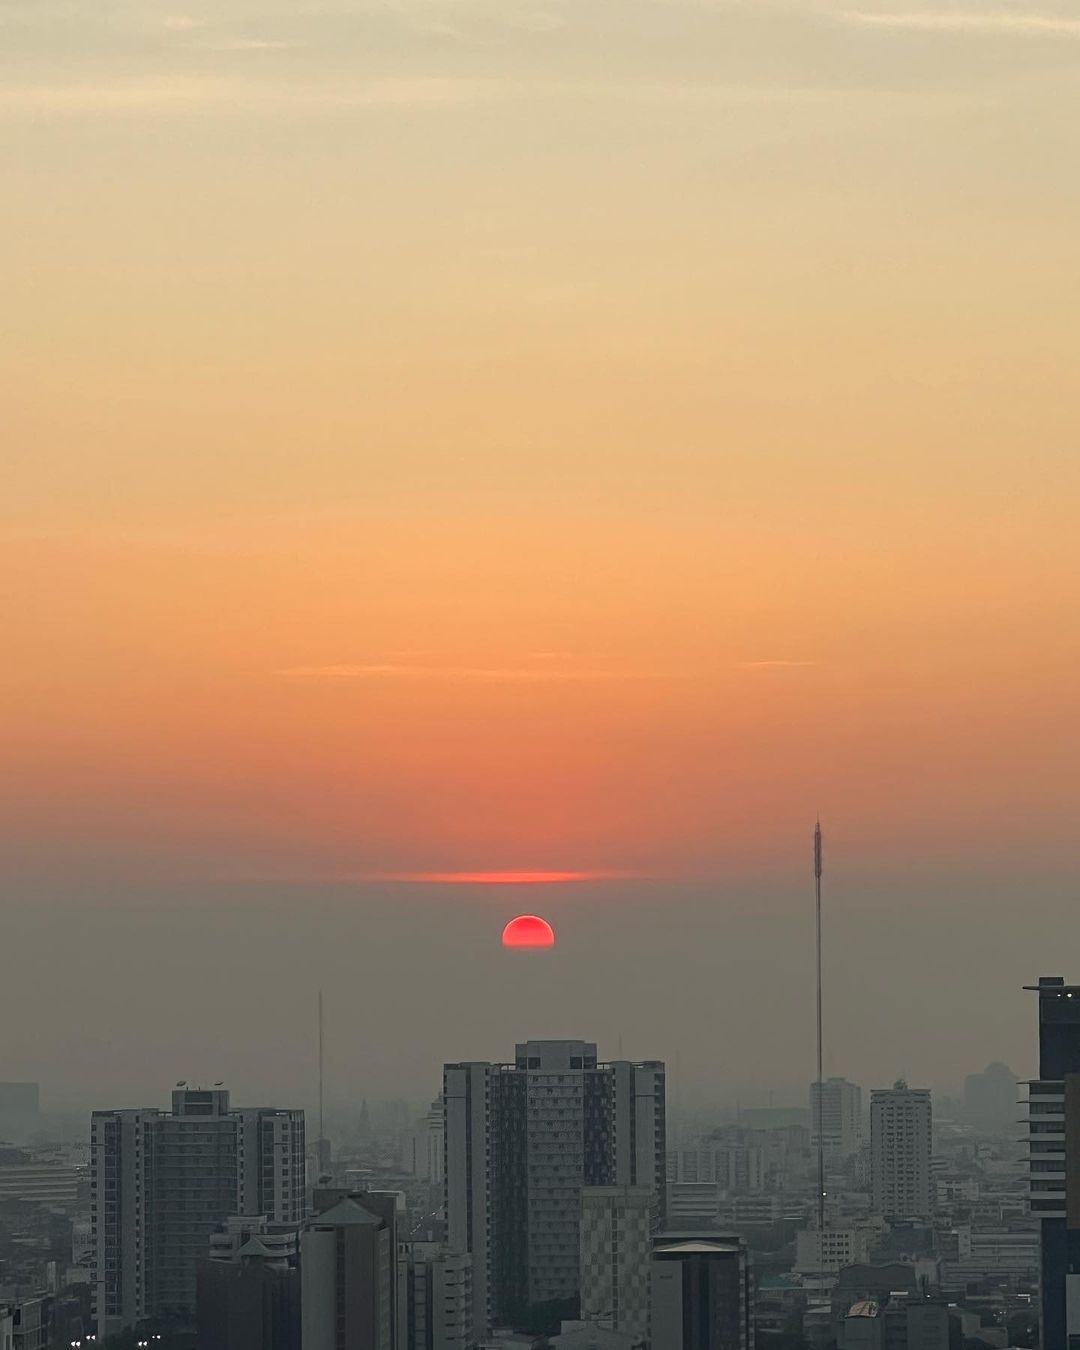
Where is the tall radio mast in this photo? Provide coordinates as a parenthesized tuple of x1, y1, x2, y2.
(814, 820, 825, 1235)
(318, 989, 325, 1147)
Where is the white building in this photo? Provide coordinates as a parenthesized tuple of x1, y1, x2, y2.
(870, 1081, 933, 1220)
(91, 1086, 305, 1338)
(810, 1078, 863, 1162)
(444, 1041, 665, 1341)
(580, 1186, 654, 1344)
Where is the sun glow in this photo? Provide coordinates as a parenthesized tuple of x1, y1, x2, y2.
(501, 914, 556, 948)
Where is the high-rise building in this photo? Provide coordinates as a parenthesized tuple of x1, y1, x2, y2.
(91, 1086, 305, 1338)
(444, 1040, 665, 1339)
(869, 1082, 932, 1220)
(810, 1078, 863, 1162)
(1024, 975, 1080, 1349)
(579, 1186, 654, 1343)
(649, 1239, 752, 1350)
(411, 1098, 445, 1186)
(301, 1193, 397, 1350)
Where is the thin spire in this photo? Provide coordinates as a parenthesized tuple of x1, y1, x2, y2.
(318, 989, 325, 1146)
(814, 821, 825, 1237)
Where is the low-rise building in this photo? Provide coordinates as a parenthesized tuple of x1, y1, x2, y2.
(0, 1149, 81, 1210)
(794, 1226, 873, 1276)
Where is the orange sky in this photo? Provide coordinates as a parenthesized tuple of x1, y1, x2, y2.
(3, 0, 1079, 890)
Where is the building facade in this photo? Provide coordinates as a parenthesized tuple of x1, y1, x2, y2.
(649, 1240, 753, 1350)
(810, 1079, 863, 1163)
(403, 1241, 472, 1350)
(794, 1225, 872, 1276)
(444, 1040, 665, 1339)
(0, 1149, 81, 1208)
(579, 1186, 654, 1344)
(91, 1086, 305, 1337)
(1025, 975, 1080, 1349)
(301, 1195, 395, 1350)
(869, 1082, 932, 1220)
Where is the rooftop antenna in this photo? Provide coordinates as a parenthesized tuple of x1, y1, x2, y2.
(814, 820, 825, 1236)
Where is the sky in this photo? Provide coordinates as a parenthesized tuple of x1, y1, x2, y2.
(2, 0, 1079, 1119)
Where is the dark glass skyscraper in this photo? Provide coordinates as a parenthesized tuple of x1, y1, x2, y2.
(1026, 976, 1080, 1349)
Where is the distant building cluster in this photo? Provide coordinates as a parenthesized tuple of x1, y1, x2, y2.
(2, 982, 1073, 1347)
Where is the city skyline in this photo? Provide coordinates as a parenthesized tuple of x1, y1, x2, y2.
(4, 0, 1077, 1345)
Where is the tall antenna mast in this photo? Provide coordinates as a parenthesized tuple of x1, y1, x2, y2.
(814, 821, 825, 1236)
(318, 989, 325, 1146)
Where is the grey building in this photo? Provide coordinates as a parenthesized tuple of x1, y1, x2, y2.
(0, 1147, 81, 1208)
(962, 1062, 1018, 1131)
(649, 1239, 752, 1350)
(869, 1082, 932, 1220)
(809, 1078, 863, 1163)
(580, 1186, 654, 1344)
(196, 1217, 300, 1350)
(444, 1040, 665, 1339)
(403, 1241, 472, 1350)
(302, 1194, 396, 1350)
(91, 1086, 305, 1338)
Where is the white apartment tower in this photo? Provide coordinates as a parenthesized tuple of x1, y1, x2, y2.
(870, 1080, 933, 1220)
(444, 1040, 665, 1341)
(810, 1077, 863, 1162)
(91, 1086, 305, 1338)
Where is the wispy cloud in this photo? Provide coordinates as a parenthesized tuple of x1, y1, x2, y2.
(275, 661, 679, 683)
(0, 69, 973, 120)
(161, 14, 205, 31)
(215, 39, 295, 51)
(0, 76, 522, 117)
(838, 8, 1080, 36)
(736, 659, 817, 669)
